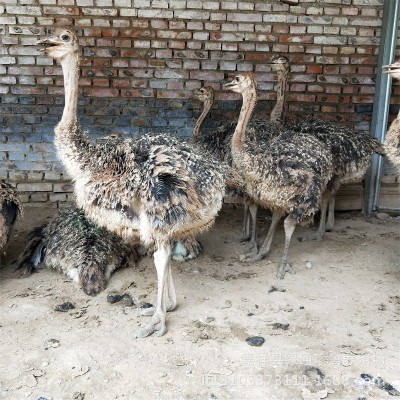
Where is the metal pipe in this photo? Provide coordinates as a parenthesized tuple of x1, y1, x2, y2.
(376, 206, 400, 214)
(364, 0, 400, 215)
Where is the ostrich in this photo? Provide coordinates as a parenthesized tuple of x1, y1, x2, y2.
(0, 180, 23, 252)
(225, 72, 333, 279)
(271, 55, 386, 241)
(38, 29, 225, 337)
(13, 207, 138, 296)
(191, 57, 289, 247)
(98, 131, 203, 262)
(382, 62, 400, 170)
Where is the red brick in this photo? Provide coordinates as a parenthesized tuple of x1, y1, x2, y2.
(83, 88, 120, 97)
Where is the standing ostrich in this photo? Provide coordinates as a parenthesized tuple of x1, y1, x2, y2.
(225, 73, 333, 279)
(38, 29, 225, 337)
(13, 207, 138, 296)
(0, 181, 23, 253)
(191, 57, 290, 247)
(382, 62, 400, 170)
(272, 55, 386, 241)
(98, 131, 203, 262)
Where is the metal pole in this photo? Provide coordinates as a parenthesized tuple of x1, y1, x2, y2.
(364, 0, 400, 215)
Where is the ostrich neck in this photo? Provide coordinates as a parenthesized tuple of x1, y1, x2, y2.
(55, 51, 97, 178)
(270, 69, 289, 123)
(193, 98, 213, 140)
(231, 88, 257, 158)
(59, 52, 80, 129)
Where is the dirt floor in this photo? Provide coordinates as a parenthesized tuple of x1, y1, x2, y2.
(0, 204, 399, 400)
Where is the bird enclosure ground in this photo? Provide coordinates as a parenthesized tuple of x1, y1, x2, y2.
(0, 204, 399, 400)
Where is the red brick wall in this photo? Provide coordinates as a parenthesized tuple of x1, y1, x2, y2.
(0, 0, 399, 206)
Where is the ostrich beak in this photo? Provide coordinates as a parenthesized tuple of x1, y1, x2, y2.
(37, 35, 59, 52)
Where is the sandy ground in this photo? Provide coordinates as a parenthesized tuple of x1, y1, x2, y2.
(0, 204, 399, 400)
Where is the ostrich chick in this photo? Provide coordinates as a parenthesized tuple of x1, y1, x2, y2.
(14, 207, 138, 296)
(0, 181, 23, 252)
(226, 73, 333, 279)
(38, 29, 225, 337)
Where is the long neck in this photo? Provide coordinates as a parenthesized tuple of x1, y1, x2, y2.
(192, 97, 213, 140)
(270, 68, 289, 123)
(55, 51, 93, 177)
(231, 87, 257, 155)
(59, 52, 80, 129)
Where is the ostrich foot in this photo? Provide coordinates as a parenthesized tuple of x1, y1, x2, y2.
(240, 247, 268, 263)
(298, 231, 325, 242)
(276, 262, 295, 280)
(241, 241, 258, 255)
(136, 312, 167, 338)
(140, 300, 176, 316)
(325, 222, 334, 232)
(240, 232, 251, 242)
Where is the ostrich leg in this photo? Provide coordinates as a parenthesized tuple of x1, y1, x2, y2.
(325, 196, 335, 231)
(241, 211, 282, 262)
(241, 203, 259, 255)
(137, 242, 173, 337)
(276, 215, 297, 279)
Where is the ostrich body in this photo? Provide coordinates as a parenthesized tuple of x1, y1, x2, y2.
(0, 180, 23, 251)
(39, 30, 225, 337)
(14, 208, 138, 296)
(382, 62, 400, 170)
(226, 73, 333, 279)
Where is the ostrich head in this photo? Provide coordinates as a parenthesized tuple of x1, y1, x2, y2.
(193, 86, 215, 103)
(271, 54, 290, 74)
(382, 62, 400, 80)
(38, 29, 79, 61)
(225, 73, 257, 94)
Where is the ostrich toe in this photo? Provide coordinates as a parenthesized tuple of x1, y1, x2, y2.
(276, 262, 295, 280)
(136, 312, 167, 338)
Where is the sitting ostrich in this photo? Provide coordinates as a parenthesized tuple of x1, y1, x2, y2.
(225, 72, 333, 279)
(38, 29, 225, 337)
(382, 62, 400, 170)
(0, 180, 23, 253)
(14, 208, 138, 296)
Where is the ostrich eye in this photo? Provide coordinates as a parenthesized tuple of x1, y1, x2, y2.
(61, 34, 70, 41)
(235, 76, 240, 82)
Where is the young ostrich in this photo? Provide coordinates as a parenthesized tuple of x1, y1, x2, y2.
(191, 57, 289, 246)
(382, 62, 400, 170)
(14, 208, 138, 296)
(0, 181, 23, 252)
(273, 55, 386, 241)
(225, 73, 333, 279)
(98, 131, 203, 262)
(38, 30, 225, 337)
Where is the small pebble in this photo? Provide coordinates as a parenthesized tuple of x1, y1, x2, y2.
(142, 302, 153, 309)
(245, 336, 265, 347)
(122, 294, 134, 307)
(271, 323, 289, 330)
(45, 339, 60, 349)
(54, 302, 75, 312)
(304, 260, 312, 269)
(107, 294, 125, 304)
